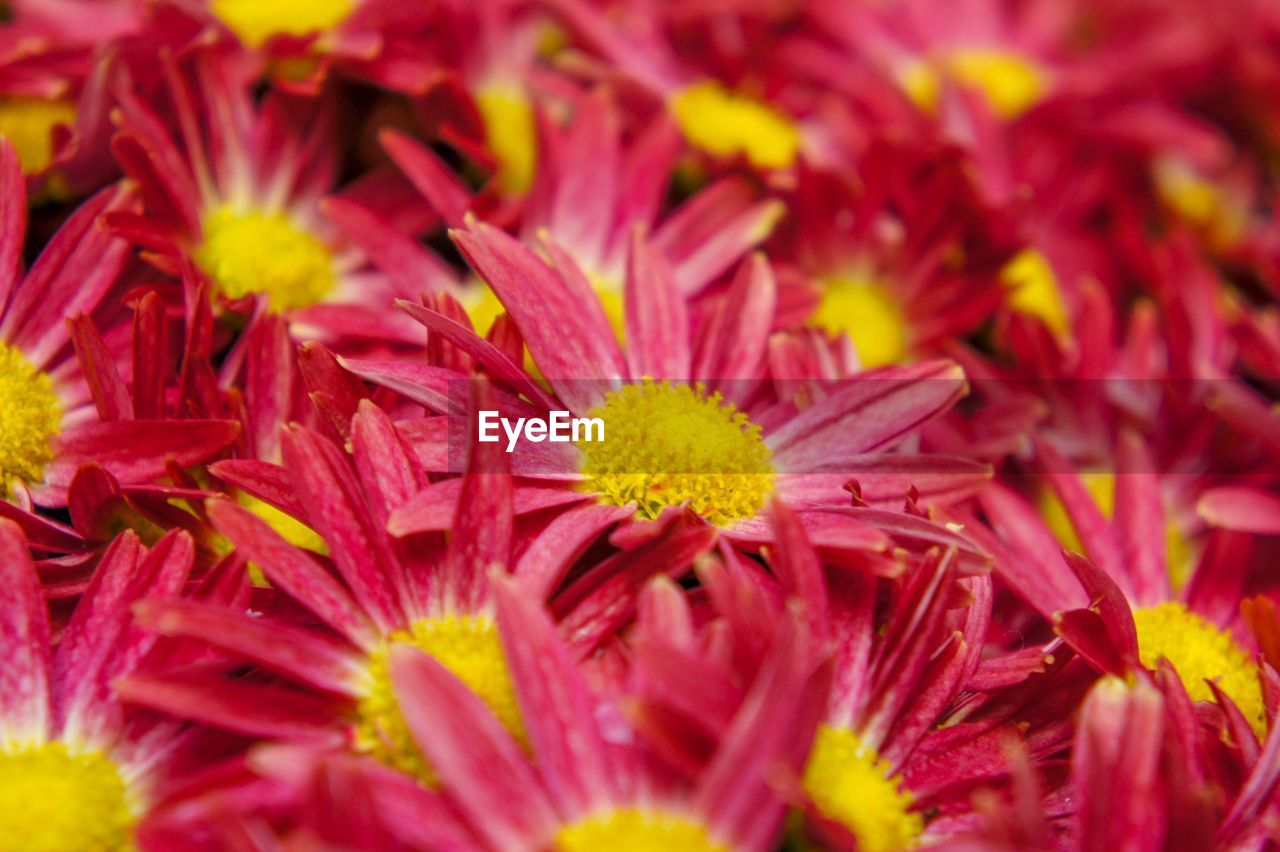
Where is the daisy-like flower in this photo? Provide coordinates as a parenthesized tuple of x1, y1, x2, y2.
(973, 436, 1273, 741)
(382, 87, 784, 338)
(355, 570, 830, 851)
(172, 0, 438, 94)
(116, 395, 715, 790)
(627, 501, 1016, 851)
(0, 520, 237, 850)
(538, 0, 810, 173)
(0, 142, 238, 507)
(777, 148, 1021, 369)
(108, 51, 421, 349)
(352, 220, 988, 559)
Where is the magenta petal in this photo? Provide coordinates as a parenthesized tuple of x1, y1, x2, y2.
(208, 459, 308, 520)
(0, 520, 51, 741)
(1196, 486, 1280, 535)
(206, 497, 375, 646)
(768, 360, 968, 467)
(281, 426, 405, 633)
(389, 645, 557, 849)
(694, 254, 776, 396)
(48, 419, 240, 490)
(494, 574, 615, 815)
(451, 221, 625, 411)
(351, 399, 425, 524)
(514, 502, 631, 599)
(66, 312, 132, 422)
(0, 139, 26, 313)
(624, 229, 690, 380)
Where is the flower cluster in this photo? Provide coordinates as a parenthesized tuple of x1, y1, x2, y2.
(1, 0, 1279, 848)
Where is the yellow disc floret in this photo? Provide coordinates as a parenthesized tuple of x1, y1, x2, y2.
(209, 0, 354, 47)
(196, 207, 336, 311)
(1000, 249, 1069, 338)
(578, 380, 774, 527)
(1132, 602, 1266, 737)
(901, 49, 1047, 119)
(0, 342, 62, 493)
(555, 808, 728, 852)
(671, 80, 800, 170)
(0, 741, 134, 851)
(476, 85, 537, 196)
(0, 96, 76, 175)
(354, 614, 525, 784)
(811, 275, 909, 368)
(802, 725, 924, 852)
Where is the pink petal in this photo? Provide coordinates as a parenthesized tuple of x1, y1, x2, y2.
(1196, 486, 1280, 535)
(48, 419, 240, 491)
(624, 229, 690, 380)
(0, 519, 51, 741)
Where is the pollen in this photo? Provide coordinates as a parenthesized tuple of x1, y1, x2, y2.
(0, 342, 62, 493)
(1153, 158, 1246, 248)
(811, 274, 909, 368)
(802, 725, 924, 852)
(476, 86, 537, 196)
(209, 0, 354, 48)
(0, 741, 134, 851)
(578, 380, 774, 527)
(354, 614, 525, 785)
(196, 206, 336, 311)
(555, 807, 728, 852)
(1000, 249, 1069, 338)
(671, 80, 800, 170)
(901, 50, 1047, 119)
(1132, 602, 1266, 738)
(0, 96, 76, 175)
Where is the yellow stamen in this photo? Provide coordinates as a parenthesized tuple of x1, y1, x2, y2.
(579, 380, 774, 527)
(476, 85, 537, 196)
(0, 342, 62, 493)
(209, 0, 354, 47)
(555, 807, 728, 852)
(1153, 158, 1247, 249)
(802, 725, 923, 852)
(0, 97, 76, 175)
(0, 741, 134, 851)
(671, 80, 800, 170)
(1132, 602, 1266, 738)
(901, 50, 1047, 119)
(1038, 473, 1196, 593)
(1000, 249, 1069, 337)
(354, 615, 525, 784)
(196, 207, 336, 311)
(811, 274, 909, 368)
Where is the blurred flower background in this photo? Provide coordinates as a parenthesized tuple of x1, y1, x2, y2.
(0, 0, 1279, 848)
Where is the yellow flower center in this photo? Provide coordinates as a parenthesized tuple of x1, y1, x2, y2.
(0, 96, 76, 175)
(802, 725, 923, 852)
(234, 492, 328, 586)
(578, 380, 774, 527)
(209, 0, 354, 47)
(0, 341, 62, 493)
(476, 85, 537, 196)
(0, 742, 134, 851)
(196, 207, 336, 311)
(1132, 602, 1266, 737)
(671, 80, 800, 170)
(901, 49, 1047, 119)
(555, 808, 728, 852)
(1000, 249, 1068, 337)
(810, 275, 908, 368)
(1153, 158, 1246, 249)
(1038, 472, 1195, 593)
(354, 615, 525, 784)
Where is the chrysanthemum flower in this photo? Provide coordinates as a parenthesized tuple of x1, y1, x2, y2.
(370, 571, 830, 851)
(382, 89, 784, 336)
(108, 52, 421, 348)
(777, 149, 1021, 368)
(0, 520, 238, 850)
(116, 399, 711, 790)
(0, 143, 238, 507)
(975, 439, 1272, 740)
(539, 0, 810, 172)
(174, 0, 438, 94)
(352, 220, 988, 553)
